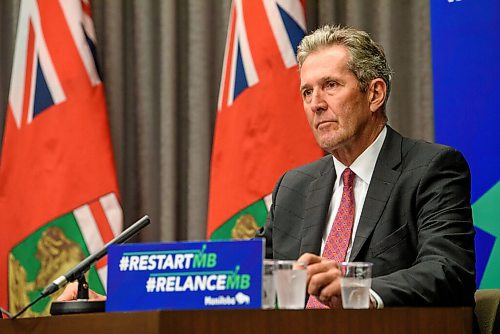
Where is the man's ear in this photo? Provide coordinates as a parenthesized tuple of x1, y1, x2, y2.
(368, 78, 387, 113)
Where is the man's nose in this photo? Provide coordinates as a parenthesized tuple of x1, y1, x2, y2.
(311, 89, 327, 113)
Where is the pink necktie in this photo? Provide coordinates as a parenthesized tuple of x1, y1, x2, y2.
(306, 168, 355, 309)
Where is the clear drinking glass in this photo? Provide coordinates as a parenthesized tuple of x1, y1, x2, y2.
(262, 259, 277, 309)
(273, 260, 307, 309)
(340, 262, 373, 309)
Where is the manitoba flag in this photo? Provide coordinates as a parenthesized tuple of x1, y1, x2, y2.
(207, 0, 323, 239)
(0, 0, 122, 316)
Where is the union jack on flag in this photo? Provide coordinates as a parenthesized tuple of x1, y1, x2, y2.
(218, 0, 307, 108)
(208, 0, 323, 240)
(0, 0, 122, 316)
(9, 0, 101, 128)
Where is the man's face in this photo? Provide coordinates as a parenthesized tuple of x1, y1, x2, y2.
(299, 45, 372, 154)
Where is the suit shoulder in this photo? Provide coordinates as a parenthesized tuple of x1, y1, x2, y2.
(285, 155, 332, 179)
(401, 136, 467, 168)
(278, 155, 332, 189)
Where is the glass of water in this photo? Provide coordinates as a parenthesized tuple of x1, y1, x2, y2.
(340, 262, 373, 309)
(273, 260, 307, 309)
(262, 259, 277, 309)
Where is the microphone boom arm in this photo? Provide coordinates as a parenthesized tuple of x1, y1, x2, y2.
(42, 215, 150, 297)
(10, 215, 150, 319)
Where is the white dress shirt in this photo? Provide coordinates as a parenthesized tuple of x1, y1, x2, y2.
(320, 126, 387, 308)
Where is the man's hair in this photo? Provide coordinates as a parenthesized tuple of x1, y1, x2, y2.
(297, 25, 393, 112)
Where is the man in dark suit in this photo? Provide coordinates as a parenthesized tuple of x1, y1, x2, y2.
(257, 25, 475, 309)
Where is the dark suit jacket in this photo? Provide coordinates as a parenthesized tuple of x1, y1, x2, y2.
(257, 126, 476, 306)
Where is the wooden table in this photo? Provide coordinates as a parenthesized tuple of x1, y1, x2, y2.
(0, 307, 473, 334)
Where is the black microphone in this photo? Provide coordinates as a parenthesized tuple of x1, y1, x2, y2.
(10, 215, 150, 319)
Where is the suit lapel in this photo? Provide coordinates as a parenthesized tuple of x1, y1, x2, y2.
(350, 126, 403, 260)
(299, 157, 336, 256)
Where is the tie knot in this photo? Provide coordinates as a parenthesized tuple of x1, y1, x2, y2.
(342, 168, 355, 188)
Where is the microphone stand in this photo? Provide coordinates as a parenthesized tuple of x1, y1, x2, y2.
(76, 274, 90, 300)
(5, 215, 150, 319)
(49, 273, 104, 316)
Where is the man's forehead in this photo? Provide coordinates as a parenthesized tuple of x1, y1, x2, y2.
(303, 44, 349, 64)
(299, 46, 350, 81)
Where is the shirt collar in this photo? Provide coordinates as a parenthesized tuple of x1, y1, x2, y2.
(332, 126, 387, 185)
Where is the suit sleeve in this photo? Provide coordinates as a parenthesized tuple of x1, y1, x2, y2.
(255, 173, 286, 259)
(371, 148, 476, 306)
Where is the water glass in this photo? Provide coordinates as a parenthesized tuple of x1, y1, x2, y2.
(262, 259, 277, 309)
(340, 262, 373, 309)
(273, 260, 307, 309)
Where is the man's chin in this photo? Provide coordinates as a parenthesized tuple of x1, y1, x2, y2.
(317, 137, 343, 153)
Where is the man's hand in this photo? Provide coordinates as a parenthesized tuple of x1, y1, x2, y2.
(56, 282, 106, 302)
(298, 253, 342, 308)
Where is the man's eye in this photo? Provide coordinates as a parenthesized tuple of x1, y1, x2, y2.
(302, 89, 312, 98)
(325, 81, 337, 89)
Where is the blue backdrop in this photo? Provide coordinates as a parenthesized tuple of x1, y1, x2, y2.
(430, 0, 500, 288)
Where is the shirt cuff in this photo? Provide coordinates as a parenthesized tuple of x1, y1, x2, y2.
(369, 289, 384, 309)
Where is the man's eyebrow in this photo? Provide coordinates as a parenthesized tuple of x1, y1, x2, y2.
(300, 76, 337, 91)
(299, 83, 311, 91)
(321, 76, 336, 83)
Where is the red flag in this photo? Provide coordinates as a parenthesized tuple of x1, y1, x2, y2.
(0, 0, 122, 316)
(207, 0, 323, 239)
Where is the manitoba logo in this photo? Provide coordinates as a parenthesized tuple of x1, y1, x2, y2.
(204, 292, 251, 306)
(234, 292, 250, 305)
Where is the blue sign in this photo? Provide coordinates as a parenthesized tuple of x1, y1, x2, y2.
(106, 239, 264, 312)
